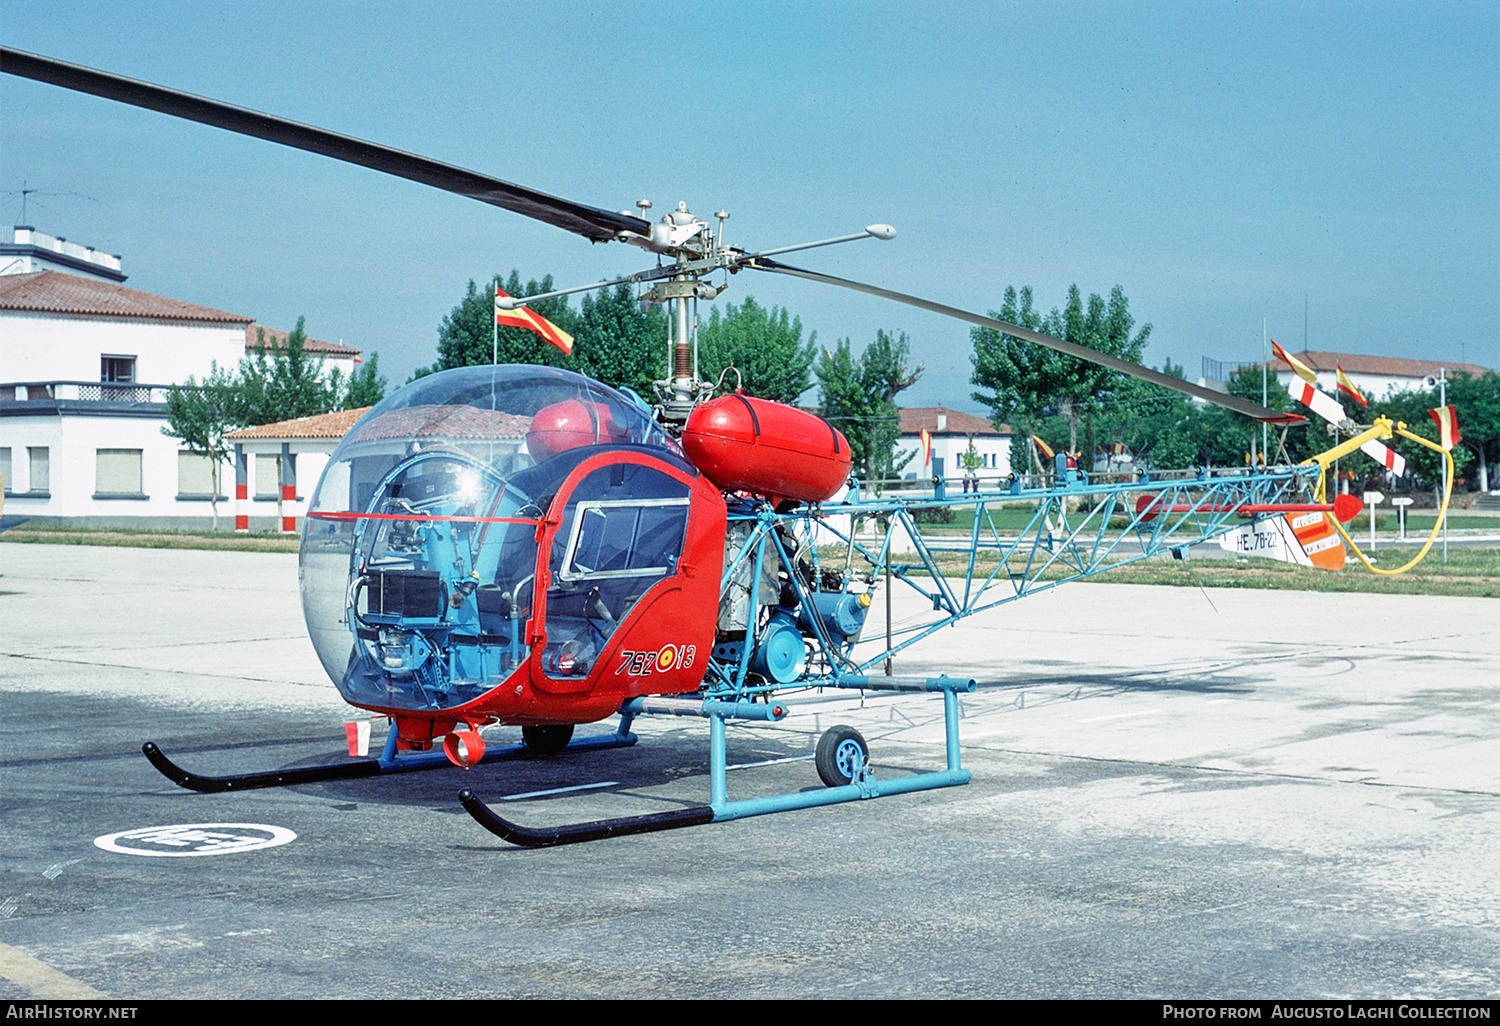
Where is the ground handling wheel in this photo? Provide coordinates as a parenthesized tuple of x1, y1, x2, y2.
(815, 725, 869, 787)
(521, 724, 575, 754)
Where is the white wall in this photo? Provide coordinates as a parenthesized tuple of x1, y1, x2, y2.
(0, 308, 260, 525)
(0, 413, 235, 521)
(0, 311, 247, 384)
(891, 434, 1012, 482)
(1271, 369, 1433, 404)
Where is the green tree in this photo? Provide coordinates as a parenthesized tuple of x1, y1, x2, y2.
(698, 296, 816, 404)
(162, 362, 237, 529)
(1374, 380, 1482, 488)
(1090, 359, 1204, 471)
(573, 283, 667, 396)
(339, 352, 387, 410)
(1443, 371, 1499, 491)
(1176, 365, 1328, 471)
(235, 318, 334, 425)
(815, 329, 922, 490)
(971, 284, 1152, 468)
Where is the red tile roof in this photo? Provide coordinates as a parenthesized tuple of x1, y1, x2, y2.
(226, 407, 373, 440)
(1272, 350, 1493, 378)
(345, 405, 533, 444)
(228, 404, 534, 444)
(0, 270, 251, 323)
(898, 406, 1010, 436)
(245, 323, 360, 359)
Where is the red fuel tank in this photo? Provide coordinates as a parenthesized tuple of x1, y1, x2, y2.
(681, 393, 852, 503)
(526, 399, 627, 461)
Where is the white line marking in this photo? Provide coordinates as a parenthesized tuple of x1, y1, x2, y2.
(499, 781, 619, 801)
(727, 755, 815, 771)
(1075, 709, 1162, 724)
(0, 942, 109, 999)
(42, 858, 81, 880)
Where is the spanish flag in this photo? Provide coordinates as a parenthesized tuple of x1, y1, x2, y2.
(1335, 365, 1367, 407)
(495, 288, 574, 355)
(1032, 435, 1056, 461)
(1271, 340, 1317, 385)
(920, 428, 932, 467)
(1428, 405, 1461, 451)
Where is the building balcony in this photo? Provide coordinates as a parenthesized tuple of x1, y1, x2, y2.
(0, 380, 198, 415)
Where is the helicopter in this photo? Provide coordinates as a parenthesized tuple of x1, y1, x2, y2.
(7, 46, 1447, 847)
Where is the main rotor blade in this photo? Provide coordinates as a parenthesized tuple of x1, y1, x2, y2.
(1, 47, 650, 245)
(747, 258, 1304, 424)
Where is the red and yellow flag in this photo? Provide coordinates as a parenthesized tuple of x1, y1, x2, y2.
(1032, 435, 1056, 460)
(1428, 405, 1461, 451)
(495, 288, 574, 355)
(1271, 340, 1317, 384)
(1335, 365, 1367, 407)
(920, 428, 932, 467)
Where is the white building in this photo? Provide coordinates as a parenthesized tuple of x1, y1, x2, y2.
(1270, 351, 1493, 401)
(0, 226, 359, 529)
(1203, 349, 1493, 404)
(893, 407, 1012, 491)
(224, 407, 369, 532)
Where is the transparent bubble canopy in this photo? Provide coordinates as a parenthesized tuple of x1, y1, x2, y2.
(298, 365, 680, 711)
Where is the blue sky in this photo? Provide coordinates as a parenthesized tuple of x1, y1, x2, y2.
(4, 1, 1496, 410)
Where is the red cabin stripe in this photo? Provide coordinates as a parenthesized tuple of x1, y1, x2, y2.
(307, 510, 542, 525)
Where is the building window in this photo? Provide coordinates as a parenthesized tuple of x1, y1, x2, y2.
(177, 452, 226, 499)
(95, 448, 145, 498)
(28, 447, 49, 494)
(255, 455, 281, 500)
(101, 355, 140, 400)
(101, 355, 136, 383)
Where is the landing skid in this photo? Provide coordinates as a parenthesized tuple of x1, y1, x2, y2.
(459, 792, 715, 847)
(460, 677, 976, 847)
(141, 716, 639, 793)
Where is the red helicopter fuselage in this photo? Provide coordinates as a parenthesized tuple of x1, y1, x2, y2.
(299, 366, 849, 757)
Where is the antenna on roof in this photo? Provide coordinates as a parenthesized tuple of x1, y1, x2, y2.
(2, 181, 98, 223)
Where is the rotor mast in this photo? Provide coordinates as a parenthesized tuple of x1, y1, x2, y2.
(635, 200, 724, 430)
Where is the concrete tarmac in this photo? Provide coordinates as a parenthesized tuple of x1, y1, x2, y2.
(0, 543, 1496, 999)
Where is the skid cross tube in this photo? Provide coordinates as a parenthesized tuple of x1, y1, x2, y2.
(459, 678, 976, 846)
(141, 715, 639, 793)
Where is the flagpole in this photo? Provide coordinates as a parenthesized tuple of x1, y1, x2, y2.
(1261, 319, 1268, 465)
(1440, 368, 1448, 563)
(491, 286, 499, 466)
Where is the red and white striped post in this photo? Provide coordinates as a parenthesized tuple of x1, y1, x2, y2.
(234, 444, 249, 532)
(280, 443, 297, 533)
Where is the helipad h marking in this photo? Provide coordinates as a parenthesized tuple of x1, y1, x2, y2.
(94, 823, 296, 857)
